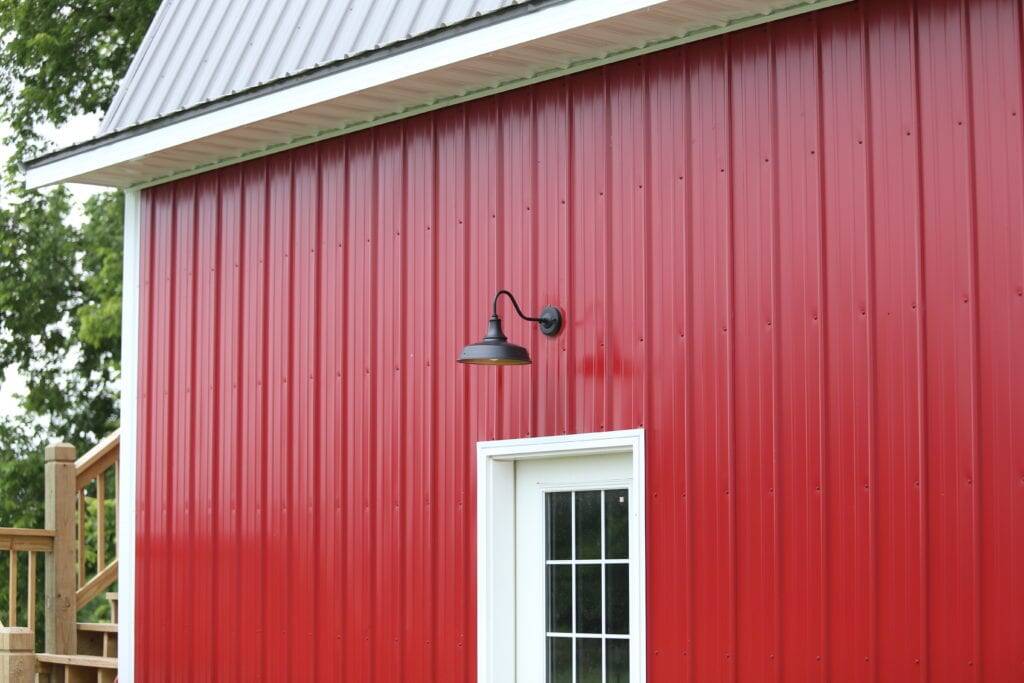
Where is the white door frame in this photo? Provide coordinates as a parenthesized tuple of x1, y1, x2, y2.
(476, 428, 646, 683)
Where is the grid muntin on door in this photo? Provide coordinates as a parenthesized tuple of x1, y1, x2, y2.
(545, 487, 630, 683)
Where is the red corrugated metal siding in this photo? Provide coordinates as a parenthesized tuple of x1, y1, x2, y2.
(135, 0, 1024, 679)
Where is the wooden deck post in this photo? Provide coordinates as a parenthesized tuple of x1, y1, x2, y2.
(0, 627, 36, 682)
(45, 443, 77, 656)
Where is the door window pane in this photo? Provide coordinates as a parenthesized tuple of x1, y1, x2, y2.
(604, 489, 629, 559)
(547, 565, 573, 633)
(547, 637, 572, 683)
(605, 564, 629, 635)
(547, 492, 572, 560)
(575, 491, 602, 559)
(576, 638, 602, 683)
(606, 639, 629, 683)
(575, 565, 602, 634)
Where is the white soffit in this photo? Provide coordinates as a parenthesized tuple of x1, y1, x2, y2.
(24, 0, 850, 190)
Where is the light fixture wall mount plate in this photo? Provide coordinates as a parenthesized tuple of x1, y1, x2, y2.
(536, 305, 563, 337)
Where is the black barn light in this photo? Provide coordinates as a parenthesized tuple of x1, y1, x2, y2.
(458, 290, 563, 366)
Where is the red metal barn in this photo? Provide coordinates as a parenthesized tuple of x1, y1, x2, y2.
(24, 0, 1024, 680)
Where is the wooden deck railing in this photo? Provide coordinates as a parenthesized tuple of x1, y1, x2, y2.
(0, 432, 121, 681)
(0, 529, 53, 632)
(74, 431, 120, 613)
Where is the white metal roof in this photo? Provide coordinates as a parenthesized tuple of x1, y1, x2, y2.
(101, 0, 527, 135)
(25, 0, 850, 189)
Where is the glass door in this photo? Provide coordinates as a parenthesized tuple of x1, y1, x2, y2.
(515, 453, 636, 683)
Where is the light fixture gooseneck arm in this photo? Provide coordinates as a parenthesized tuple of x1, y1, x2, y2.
(491, 289, 564, 337)
(492, 289, 543, 323)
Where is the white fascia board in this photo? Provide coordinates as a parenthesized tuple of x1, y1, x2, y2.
(24, 0, 670, 189)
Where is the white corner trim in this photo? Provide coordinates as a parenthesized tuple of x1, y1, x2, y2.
(477, 428, 647, 683)
(118, 188, 141, 681)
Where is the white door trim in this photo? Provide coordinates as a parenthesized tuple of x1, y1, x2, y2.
(476, 428, 646, 683)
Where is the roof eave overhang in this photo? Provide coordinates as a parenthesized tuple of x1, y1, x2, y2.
(24, 0, 850, 190)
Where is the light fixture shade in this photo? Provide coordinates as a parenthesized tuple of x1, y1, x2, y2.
(458, 315, 532, 365)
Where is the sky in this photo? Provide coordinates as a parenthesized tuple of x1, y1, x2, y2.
(0, 113, 104, 418)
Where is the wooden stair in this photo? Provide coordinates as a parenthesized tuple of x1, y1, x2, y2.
(76, 622, 117, 658)
(0, 435, 122, 682)
(59, 594, 119, 679)
(35, 653, 117, 683)
(76, 592, 119, 661)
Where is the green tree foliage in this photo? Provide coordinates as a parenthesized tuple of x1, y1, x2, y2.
(0, 0, 160, 631)
(0, 2, 159, 146)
